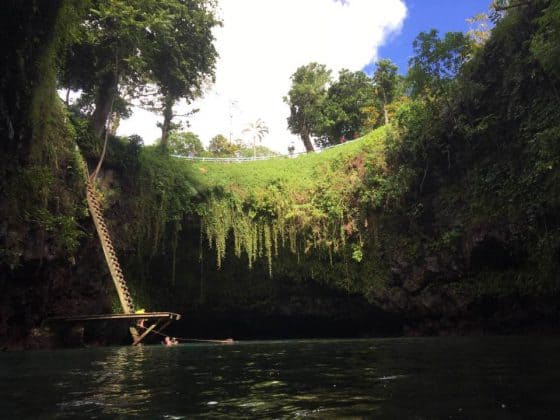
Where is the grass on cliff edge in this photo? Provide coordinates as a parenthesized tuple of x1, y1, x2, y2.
(184, 126, 388, 194)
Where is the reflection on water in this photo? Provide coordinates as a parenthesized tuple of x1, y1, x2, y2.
(82, 346, 153, 417)
(2, 337, 560, 418)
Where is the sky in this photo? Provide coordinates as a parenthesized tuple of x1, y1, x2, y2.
(117, 0, 491, 153)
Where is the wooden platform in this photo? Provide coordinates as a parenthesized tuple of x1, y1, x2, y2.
(48, 312, 181, 323)
(46, 312, 181, 346)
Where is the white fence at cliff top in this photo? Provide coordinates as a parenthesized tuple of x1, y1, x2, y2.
(171, 138, 360, 163)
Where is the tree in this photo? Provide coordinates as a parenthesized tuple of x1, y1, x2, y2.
(208, 134, 238, 157)
(59, 0, 219, 140)
(492, 0, 534, 13)
(60, 0, 161, 136)
(531, 0, 560, 80)
(372, 59, 399, 125)
(284, 63, 331, 152)
(242, 118, 269, 160)
(167, 131, 204, 157)
(407, 30, 473, 100)
(145, 0, 219, 148)
(319, 69, 376, 146)
(466, 13, 493, 47)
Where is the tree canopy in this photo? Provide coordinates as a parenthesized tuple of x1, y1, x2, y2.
(208, 134, 238, 157)
(372, 59, 399, 125)
(284, 63, 331, 152)
(320, 69, 376, 146)
(243, 119, 269, 159)
(59, 0, 219, 141)
(406, 29, 473, 100)
(530, 0, 560, 79)
(285, 63, 403, 148)
(167, 131, 205, 157)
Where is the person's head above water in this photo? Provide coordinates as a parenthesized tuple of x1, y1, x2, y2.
(164, 336, 178, 346)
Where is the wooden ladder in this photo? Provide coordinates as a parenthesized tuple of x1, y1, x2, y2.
(86, 179, 139, 341)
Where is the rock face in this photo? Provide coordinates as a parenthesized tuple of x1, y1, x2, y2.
(0, 238, 114, 349)
(2, 189, 556, 345)
(365, 219, 560, 335)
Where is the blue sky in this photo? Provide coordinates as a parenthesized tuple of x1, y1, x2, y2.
(365, 0, 491, 75)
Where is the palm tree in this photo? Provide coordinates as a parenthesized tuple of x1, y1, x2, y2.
(243, 118, 269, 160)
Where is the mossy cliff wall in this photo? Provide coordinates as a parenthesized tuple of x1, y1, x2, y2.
(0, 1, 115, 348)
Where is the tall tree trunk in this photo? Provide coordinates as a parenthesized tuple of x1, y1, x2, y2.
(160, 95, 175, 149)
(383, 104, 389, 125)
(382, 90, 389, 125)
(301, 126, 314, 152)
(109, 113, 119, 135)
(91, 71, 118, 137)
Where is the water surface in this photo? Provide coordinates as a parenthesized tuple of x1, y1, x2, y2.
(1, 337, 560, 418)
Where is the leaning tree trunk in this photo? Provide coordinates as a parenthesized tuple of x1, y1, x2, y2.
(91, 71, 118, 137)
(160, 96, 175, 150)
(301, 126, 314, 153)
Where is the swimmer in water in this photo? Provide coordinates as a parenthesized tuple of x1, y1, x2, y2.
(164, 336, 178, 346)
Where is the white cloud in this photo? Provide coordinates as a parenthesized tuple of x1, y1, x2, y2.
(118, 0, 407, 152)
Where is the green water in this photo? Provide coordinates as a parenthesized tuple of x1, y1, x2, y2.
(1, 337, 560, 418)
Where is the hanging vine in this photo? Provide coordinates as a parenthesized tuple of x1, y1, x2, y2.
(196, 129, 388, 277)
